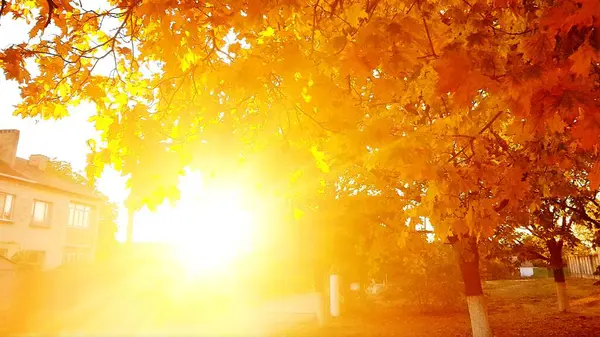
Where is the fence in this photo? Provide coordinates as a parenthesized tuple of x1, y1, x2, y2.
(566, 254, 600, 279)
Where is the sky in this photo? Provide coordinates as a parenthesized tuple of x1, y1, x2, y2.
(0, 10, 167, 242)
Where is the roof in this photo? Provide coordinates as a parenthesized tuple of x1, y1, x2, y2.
(0, 157, 100, 200)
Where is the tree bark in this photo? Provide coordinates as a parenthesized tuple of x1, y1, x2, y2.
(451, 236, 492, 337)
(547, 239, 568, 312)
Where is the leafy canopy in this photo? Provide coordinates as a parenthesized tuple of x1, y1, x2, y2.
(2, 0, 600, 239)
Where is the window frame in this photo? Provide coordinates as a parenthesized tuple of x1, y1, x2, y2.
(63, 246, 90, 264)
(0, 192, 15, 221)
(68, 202, 92, 228)
(31, 200, 52, 228)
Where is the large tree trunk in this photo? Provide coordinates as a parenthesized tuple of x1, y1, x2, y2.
(547, 239, 568, 312)
(451, 236, 492, 337)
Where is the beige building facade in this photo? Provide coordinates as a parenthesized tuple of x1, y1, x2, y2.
(0, 129, 101, 269)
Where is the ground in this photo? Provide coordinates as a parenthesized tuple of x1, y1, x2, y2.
(9, 276, 600, 336)
(278, 278, 600, 337)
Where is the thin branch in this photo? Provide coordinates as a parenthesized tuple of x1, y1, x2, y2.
(45, 0, 57, 29)
(421, 16, 437, 58)
(316, 4, 353, 28)
(294, 104, 336, 132)
(405, 0, 417, 14)
(440, 96, 450, 115)
(448, 111, 504, 163)
(311, 0, 320, 53)
(0, 0, 7, 22)
(495, 28, 533, 36)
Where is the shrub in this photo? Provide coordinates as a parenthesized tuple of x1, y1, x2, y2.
(377, 241, 464, 313)
(481, 257, 519, 280)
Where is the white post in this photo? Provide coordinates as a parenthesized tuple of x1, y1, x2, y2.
(314, 292, 325, 326)
(329, 274, 340, 317)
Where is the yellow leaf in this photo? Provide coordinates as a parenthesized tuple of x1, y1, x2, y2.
(293, 208, 304, 220)
(318, 178, 326, 194)
(257, 27, 276, 44)
(310, 146, 330, 173)
(181, 50, 198, 71)
(529, 200, 539, 212)
(290, 169, 303, 184)
(301, 87, 312, 103)
(53, 103, 68, 118)
(89, 114, 114, 131)
(115, 93, 128, 107)
(259, 27, 275, 37)
(107, 139, 120, 153)
(542, 184, 550, 197)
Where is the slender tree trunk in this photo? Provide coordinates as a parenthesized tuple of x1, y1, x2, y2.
(452, 236, 492, 337)
(547, 239, 568, 312)
(126, 208, 135, 245)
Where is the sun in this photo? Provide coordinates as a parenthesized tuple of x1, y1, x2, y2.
(160, 173, 258, 277)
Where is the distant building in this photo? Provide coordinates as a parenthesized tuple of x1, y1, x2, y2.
(519, 261, 534, 278)
(0, 129, 102, 269)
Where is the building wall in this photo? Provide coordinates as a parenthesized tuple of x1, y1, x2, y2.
(0, 178, 99, 269)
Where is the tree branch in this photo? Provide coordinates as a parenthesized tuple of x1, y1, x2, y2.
(421, 16, 437, 58)
(448, 111, 504, 163)
(45, 0, 57, 29)
(311, 0, 320, 53)
(0, 0, 7, 22)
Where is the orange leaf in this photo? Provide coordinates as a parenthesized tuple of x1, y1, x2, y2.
(589, 162, 600, 190)
(546, 113, 567, 134)
(522, 33, 555, 64)
(569, 43, 597, 77)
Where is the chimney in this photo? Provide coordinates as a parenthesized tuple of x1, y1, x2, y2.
(0, 129, 20, 166)
(29, 154, 49, 171)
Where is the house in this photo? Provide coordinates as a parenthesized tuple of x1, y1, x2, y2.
(0, 129, 102, 270)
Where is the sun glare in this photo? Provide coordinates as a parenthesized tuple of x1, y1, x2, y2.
(160, 172, 258, 277)
(171, 190, 256, 276)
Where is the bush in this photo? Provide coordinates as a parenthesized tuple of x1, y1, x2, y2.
(481, 257, 519, 280)
(377, 241, 464, 313)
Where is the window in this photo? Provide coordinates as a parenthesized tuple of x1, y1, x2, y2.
(0, 192, 14, 220)
(63, 247, 90, 264)
(31, 200, 51, 227)
(68, 203, 91, 228)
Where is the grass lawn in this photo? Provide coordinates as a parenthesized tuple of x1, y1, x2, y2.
(277, 278, 600, 337)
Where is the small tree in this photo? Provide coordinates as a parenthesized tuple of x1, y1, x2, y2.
(492, 192, 600, 312)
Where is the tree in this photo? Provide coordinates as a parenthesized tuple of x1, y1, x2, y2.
(481, 129, 600, 312)
(4, 1, 600, 336)
(96, 200, 119, 261)
(500, 194, 600, 312)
